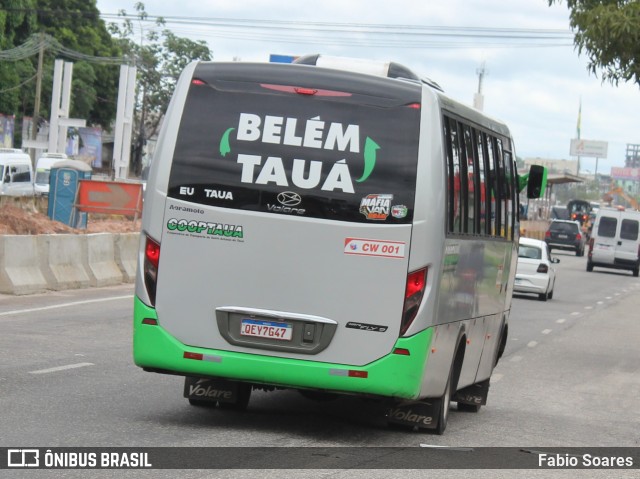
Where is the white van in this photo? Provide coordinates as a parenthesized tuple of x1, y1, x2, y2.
(34, 153, 68, 195)
(133, 55, 545, 433)
(0, 148, 34, 196)
(587, 207, 640, 277)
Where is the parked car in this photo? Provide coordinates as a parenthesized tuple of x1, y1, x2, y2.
(515, 237, 559, 301)
(34, 152, 67, 195)
(587, 208, 640, 277)
(0, 148, 34, 196)
(545, 219, 586, 256)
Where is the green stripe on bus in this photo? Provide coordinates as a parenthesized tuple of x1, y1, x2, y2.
(133, 297, 433, 400)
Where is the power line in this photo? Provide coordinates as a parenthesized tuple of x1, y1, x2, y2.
(0, 33, 130, 64)
(99, 12, 574, 50)
(0, 8, 574, 50)
(0, 73, 38, 93)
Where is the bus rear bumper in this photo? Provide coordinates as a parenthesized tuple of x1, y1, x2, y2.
(134, 297, 432, 400)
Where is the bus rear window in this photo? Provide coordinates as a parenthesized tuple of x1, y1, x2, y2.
(167, 64, 420, 224)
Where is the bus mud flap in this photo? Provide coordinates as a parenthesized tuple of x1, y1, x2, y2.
(453, 379, 490, 406)
(184, 377, 241, 404)
(386, 399, 441, 430)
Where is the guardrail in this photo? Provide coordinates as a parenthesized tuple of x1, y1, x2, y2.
(0, 232, 140, 295)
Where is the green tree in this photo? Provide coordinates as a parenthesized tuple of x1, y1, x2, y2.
(550, 1, 640, 86)
(0, 0, 121, 144)
(107, 2, 212, 174)
(0, 1, 37, 119)
(26, 0, 122, 126)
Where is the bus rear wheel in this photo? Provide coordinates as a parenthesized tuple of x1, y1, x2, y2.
(457, 402, 481, 413)
(434, 373, 452, 435)
(218, 383, 252, 411)
(188, 398, 217, 408)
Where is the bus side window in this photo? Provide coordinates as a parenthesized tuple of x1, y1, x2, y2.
(476, 131, 500, 235)
(500, 143, 516, 240)
(444, 117, 465, 234)
(473, 128, 487, 236)
(492, 137, 509, 238)
(462, 123, 476, 234)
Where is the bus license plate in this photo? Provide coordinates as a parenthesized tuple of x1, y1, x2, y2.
(240, 319, 293, 341)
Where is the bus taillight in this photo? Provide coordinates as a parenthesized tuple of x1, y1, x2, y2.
(144, 236, 161, 306)
(401, 268, 427, 335)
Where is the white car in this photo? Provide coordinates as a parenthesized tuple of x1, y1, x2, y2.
(514, 237, 559, 301)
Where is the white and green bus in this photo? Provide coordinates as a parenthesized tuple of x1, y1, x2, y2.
(134, 55, 545, 434)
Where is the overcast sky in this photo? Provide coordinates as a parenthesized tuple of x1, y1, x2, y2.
(96, 0, 640, 174)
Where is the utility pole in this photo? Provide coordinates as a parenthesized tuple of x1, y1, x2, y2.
(473, 62, 486, 111)
(30, 32, 45, 166)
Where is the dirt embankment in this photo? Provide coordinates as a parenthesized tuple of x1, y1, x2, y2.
(0, 205, 141, 235)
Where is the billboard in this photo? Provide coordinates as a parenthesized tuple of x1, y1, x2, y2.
(65, 127, 103, 168)
(570, 139, 608, 158)
(611, 167, 640, 180)
(0, 114, 15, 148)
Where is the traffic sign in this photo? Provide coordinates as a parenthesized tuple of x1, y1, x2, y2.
(76, 179, 143, 217)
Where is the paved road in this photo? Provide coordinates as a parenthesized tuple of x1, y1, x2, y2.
(0, 255, 638, 477)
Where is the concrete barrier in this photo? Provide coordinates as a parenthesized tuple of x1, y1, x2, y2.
(84, 233, 124, 287)
(0, 235, 49, 295)
(38, 234, 91, 290)
(115, 233, 139, 283)
(0, 232, 141, 294)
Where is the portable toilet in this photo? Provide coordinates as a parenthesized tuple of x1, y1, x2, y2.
(47, 159, 92, 228)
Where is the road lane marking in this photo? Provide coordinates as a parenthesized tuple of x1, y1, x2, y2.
(527, 341, 538, 348)
(584, 306, 593, 310)
(597, 301, 604, 305)
(571, 312, 580, 316)
(509, 356, 523, 362)
(30, 363, 94, 375)
(542, 329, 552, 335)
(0, 295, 133, 317)
(556, 319, 566, 324)
(606, 296, 612, 300)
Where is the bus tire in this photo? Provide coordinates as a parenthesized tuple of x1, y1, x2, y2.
(188, 398, 217, 408)
(457, 402, 481, 413)
(218, 383, 252, 411)
(495, 323, 508, 367)
(434, 371, 452, 435)
(435, 336, 465, 435)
